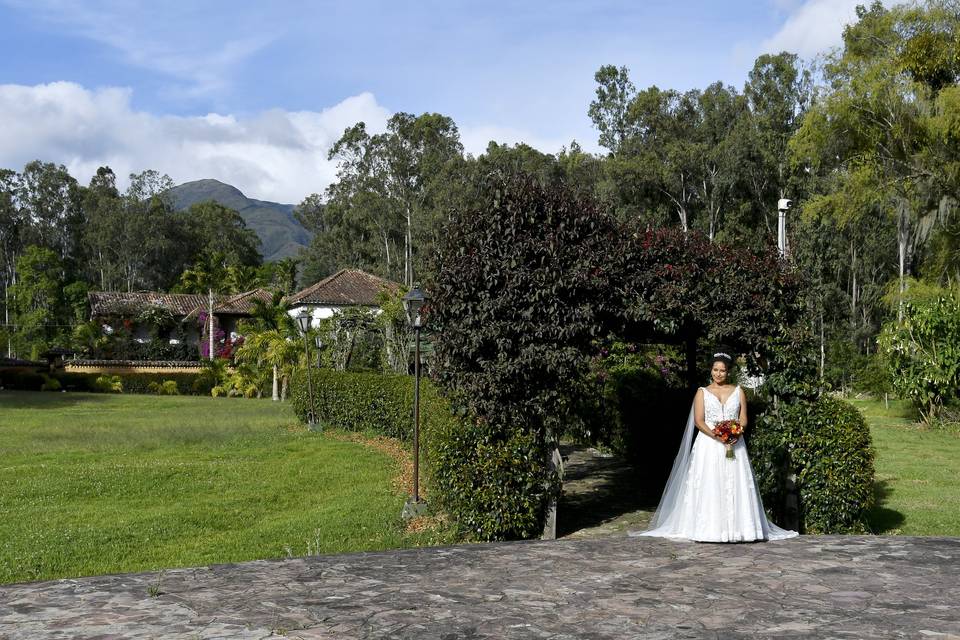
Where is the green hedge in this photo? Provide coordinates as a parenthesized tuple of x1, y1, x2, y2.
(289, 368, 555, 540)
(290, 369, 416, 439)
(0, 369, 48, 391)
(2, 369, 214, 396)
(750, 395, 875, 533)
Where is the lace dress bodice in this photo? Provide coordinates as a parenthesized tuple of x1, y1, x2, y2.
(702, 386, 740, 426)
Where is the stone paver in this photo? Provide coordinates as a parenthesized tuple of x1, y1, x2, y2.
(2, 536, 959, 639)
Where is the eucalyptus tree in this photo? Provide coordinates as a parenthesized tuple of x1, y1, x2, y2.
(588, 65, 637, 155)
(16, 161, 83, 268)
(115, 170, 178, 291)
(741, 52, 812, 236)
(178, 201, 262, 270)
(790, 1, 954, 318)
(0, 170, 23, 356)
(320, 113, 463, 286)
(81, 167, 125, 290)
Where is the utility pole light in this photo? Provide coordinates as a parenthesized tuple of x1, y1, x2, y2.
(295, 309, 317, 428)
(401, 286, 429, 519)
(777, 198, 792, 259)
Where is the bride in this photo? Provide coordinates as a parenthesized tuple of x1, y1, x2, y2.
(631, 352, 797, 542)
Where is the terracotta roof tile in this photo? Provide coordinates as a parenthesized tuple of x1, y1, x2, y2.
(286, 269, 400, 307)
(216, 288, 274, 314)
(90, 288, 276, 319)
(89, 292, 206, 317)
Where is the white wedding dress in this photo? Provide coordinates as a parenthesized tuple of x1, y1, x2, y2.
(631, 386, 798, 542)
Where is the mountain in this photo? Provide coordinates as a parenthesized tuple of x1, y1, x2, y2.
(166, 179, 312, 262)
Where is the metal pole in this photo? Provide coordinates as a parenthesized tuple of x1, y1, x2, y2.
(778, 209, 785, 258)
(413, 324, 421, 503)
(303, 332, 316, 425)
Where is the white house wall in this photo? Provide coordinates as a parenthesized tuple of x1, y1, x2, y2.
(287, 305, 382, 329)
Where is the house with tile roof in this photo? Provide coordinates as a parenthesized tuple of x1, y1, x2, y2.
(88, 288, 274, 355)
(284, 269, 401, 328)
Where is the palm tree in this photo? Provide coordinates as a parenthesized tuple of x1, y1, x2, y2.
(234, 329, 300, 401)
(177, 251, 229, 361)
(239, 291, 297, 400)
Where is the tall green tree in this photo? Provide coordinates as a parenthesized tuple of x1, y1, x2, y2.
(178, 201, 262, 268)
(304, 113, 463, 286)
(0, 170, 24, 357)
(9, 246, 71, 358)
(80, 167, 125, 290)
(791, 2, 946, 318)
(16, 161, 83, 269)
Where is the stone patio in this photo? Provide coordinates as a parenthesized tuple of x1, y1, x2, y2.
(1, 535, 958, 639)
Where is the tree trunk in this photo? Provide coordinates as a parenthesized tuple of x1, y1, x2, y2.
(405, 206, 413, 287)
(897, 203, 909, 322)
(272, 364, 279, 401)
(819, 308, 825, 382)
(4, 276, 10, 358)
(208, 289, 215, 360)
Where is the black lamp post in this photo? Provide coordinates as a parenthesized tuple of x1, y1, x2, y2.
(402, 286, 427, 515)
(295, 309, 316, 427)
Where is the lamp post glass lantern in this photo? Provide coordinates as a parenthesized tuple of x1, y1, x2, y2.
(296, 310, 317, 427)
(402, 287, 428, 518)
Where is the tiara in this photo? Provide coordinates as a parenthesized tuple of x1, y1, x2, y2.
(713, 352, 731, 359)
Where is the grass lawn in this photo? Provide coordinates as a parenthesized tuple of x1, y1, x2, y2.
(0, 391, 443, 585)
(849, 397, 960, 536)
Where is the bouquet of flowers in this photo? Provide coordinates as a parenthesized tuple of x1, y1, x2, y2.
(713, 419, 744, 459)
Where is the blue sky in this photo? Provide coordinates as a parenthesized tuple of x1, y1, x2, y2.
(0, 0, 877, 203)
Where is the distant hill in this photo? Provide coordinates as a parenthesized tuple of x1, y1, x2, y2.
(166, 179, 311, 262)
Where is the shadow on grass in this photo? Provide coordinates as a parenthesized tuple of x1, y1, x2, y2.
(557, 444, 661, 537)
(0, 390, 112, 410)
(866, 479, 906, 534)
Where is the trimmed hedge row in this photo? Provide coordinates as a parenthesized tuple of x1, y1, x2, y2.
(0, 370, 215, 396)
(290, 369, 418, 440)
(290, 368, 553, 540)
(750, 395, 875, 534)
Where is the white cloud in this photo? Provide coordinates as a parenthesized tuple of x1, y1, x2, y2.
(0, 82, 391, 203)
(0, 81, 595, 204)
(759, 0, 897, 58)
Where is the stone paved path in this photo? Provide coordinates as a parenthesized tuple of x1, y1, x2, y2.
(2, 535, 959, 639)
(558, 445, 656, 539)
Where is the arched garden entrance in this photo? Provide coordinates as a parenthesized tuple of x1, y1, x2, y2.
(428, 174, 817, 540)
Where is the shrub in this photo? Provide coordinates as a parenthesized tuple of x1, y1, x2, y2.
(879, 292, 960, 421)
(0, 369, 46, 391)
(94, 375, 123, 393)
(52, 372, 213, 396)
(147, 380, 180, 395)
(40, 375, 61, 392)
(54, 372, 99, 392)
(750, 395, 875, 533)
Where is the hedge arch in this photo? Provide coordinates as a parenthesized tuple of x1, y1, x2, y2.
(428, 173, 816, 540)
